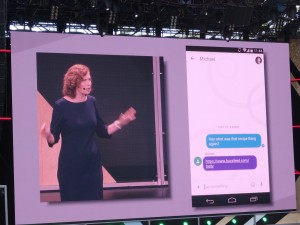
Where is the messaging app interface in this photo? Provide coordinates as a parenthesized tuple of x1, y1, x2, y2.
(186, 46, 271, 207)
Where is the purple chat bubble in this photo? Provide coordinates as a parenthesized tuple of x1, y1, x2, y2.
(203, 155, 257, 171)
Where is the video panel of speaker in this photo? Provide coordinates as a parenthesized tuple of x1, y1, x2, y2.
(186, 46, 271, 207)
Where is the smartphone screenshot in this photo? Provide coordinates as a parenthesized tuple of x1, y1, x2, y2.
(186, 46, 271, 207)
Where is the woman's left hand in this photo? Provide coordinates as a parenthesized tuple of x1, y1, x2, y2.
(118, 107, 136, 127)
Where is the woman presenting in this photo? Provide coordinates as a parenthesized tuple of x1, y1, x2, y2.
(40, 64, 136, 201)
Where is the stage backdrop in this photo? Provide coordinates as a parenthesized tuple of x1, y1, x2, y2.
(11, 32, 296, 225)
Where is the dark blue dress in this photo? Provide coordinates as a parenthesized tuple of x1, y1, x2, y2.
(49, 95, 110, 201)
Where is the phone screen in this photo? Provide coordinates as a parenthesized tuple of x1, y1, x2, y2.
(186, 46, 271, 207)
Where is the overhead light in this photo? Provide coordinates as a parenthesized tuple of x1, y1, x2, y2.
(275, 17, 284, 32)
(170, 16, 177, 29)
(91, 0, 97, 8)
(108, 11, 116, 24)
(50, 5, 59, 20)
(231, 218, 237, 224)
(104, 0, 112, 11)
(206, 220, 212, 225)
(262, 216, 268, 223)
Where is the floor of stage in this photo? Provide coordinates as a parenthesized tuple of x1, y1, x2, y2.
(40, 186, 170, 202)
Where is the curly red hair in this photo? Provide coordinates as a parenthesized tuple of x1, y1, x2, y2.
(62, 64, 90, 98)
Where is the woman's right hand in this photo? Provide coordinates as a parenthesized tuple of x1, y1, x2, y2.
(40, 122, 55, 144)
(40, 122, 51, 138)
